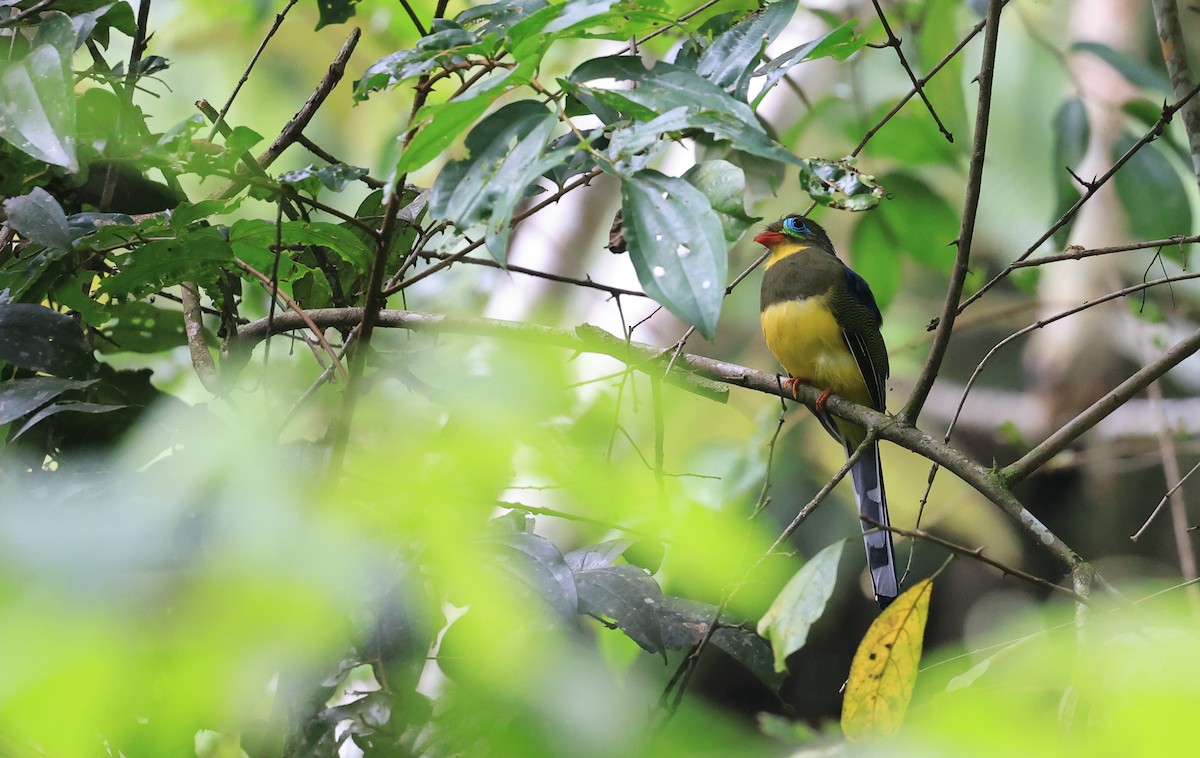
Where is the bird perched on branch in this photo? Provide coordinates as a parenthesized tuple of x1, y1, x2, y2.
(756, 215, 898, 608)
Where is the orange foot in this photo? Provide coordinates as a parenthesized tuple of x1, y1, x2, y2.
(815, 387, 832, 412)
(782, 376, 810, 400)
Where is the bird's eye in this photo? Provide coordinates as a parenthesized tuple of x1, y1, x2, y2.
(784, 216, 811, 235)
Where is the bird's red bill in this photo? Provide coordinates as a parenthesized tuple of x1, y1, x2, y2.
(754, 230, 786, 246)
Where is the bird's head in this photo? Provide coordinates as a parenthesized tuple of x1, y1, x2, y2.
(753, 215, 835, 254)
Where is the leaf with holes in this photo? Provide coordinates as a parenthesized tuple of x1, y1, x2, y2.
(798, 156, 884, 211)
(620, 170, 728, 339)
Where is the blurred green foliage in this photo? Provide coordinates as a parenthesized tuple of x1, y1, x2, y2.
(2, 0, 1200, 755)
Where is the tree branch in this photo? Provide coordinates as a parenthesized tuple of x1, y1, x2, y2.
(1002, 326, 1200, 485)
(232, 307, 1090, 577)
(1152, 0, 1200, 186)
(902, 0, 1005, 424)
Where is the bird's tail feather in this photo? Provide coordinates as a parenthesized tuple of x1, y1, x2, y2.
(846, 438, 899, 608)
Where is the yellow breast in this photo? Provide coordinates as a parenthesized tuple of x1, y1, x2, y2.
(760, 297, 872, 407)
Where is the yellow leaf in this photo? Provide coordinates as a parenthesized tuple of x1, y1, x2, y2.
(841, 578, 933, 741)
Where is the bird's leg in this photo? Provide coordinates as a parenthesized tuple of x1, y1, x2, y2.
(814, 387, 833, 411)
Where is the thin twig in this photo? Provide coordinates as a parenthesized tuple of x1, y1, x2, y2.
(944, 272, 1200, 450)
(233, 258, 349, 383)
(206, 0, 301, 142)
(766, 433, 873, 554)
(257, 28, 362, 170)
(868, 0, 953, 142)
(408, 249, 647, 299)
(852, 5, 1002, 157)
(0, 0, 55, 27)
(862, 517, 1086, 602)
(384, 169, 604, 295)
(328, 1, 449, 473)
(1133, 459, 1200, 541)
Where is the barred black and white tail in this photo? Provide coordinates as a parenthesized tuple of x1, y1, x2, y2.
(847, 437, 898, 608)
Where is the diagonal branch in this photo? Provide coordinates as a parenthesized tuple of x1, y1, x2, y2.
(232, 307, 1091, 579)
(1002, 326, 1200, 486)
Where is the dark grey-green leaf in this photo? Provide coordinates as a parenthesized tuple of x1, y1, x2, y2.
(620, 170, 728, 338)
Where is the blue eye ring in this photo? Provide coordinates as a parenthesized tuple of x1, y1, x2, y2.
(783, 216, 811, 235)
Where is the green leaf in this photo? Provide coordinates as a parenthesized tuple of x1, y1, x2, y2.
(848, 212, 901, 313)
(0, 303, 94, 377)
(1112, 132, 1193, 242)
(1074, 42, 1171, 93)
(223, 125, 263, 155)
(229, 219, 373, 273)
(915, 0, 968, 141)
(3, 187, 72, 251)
(695, 0, 797, 100)
(569, 55, 758, 125)
(797, 156, 884, 210)
(681, 160, 759, 245)
(456, 0, 550, 37)
(315, 0, 360, 30)
(751, 19, 862, 106)
(102, 232, 234, 298)
(856, 107, 959, 166)
(429, 100, 569, 261)
(0, 12, 78, 170)
(353, 23, 485, 100)
(757, 541, 843, 673)
(575, 564, 667, 655)
(395, 66, 521, 174)
(95, 301, 188, 354)
(866, 172, 957, 273)
(620, 169, 728, 339)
